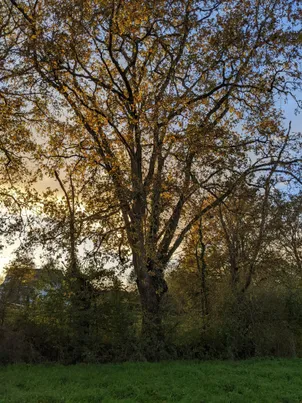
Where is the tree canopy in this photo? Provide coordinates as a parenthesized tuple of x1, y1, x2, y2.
(0, 0, 301, 358)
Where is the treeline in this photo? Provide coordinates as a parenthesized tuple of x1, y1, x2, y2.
(0, 186, 301, 363)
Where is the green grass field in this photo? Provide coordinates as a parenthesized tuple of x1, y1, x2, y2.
(0, 359, 301, 402)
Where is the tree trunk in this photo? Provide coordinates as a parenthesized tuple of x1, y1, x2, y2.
(196, 219, 209, 318)
(68, 274, 94, 362)
(136, 267, 168, 361)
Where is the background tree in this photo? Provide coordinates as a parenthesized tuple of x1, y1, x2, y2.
(273, 192, 302, 276)
(167, 185, 302, 358)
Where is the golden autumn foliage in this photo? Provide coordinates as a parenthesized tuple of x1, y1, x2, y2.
(0, 0, 300, 355)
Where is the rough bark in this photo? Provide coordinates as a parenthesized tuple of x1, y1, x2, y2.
(135, 261, 168, 360)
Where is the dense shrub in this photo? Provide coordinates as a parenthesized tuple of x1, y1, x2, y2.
(163, 286, 302, 360)
(2, 274, 302, 363)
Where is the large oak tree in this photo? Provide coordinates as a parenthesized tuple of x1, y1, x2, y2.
(4, 0, 301, 354)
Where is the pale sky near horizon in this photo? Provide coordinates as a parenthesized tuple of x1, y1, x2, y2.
(0, 96, 301, 276)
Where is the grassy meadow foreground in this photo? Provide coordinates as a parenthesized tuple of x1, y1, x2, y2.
(0, 360, 301, 403)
